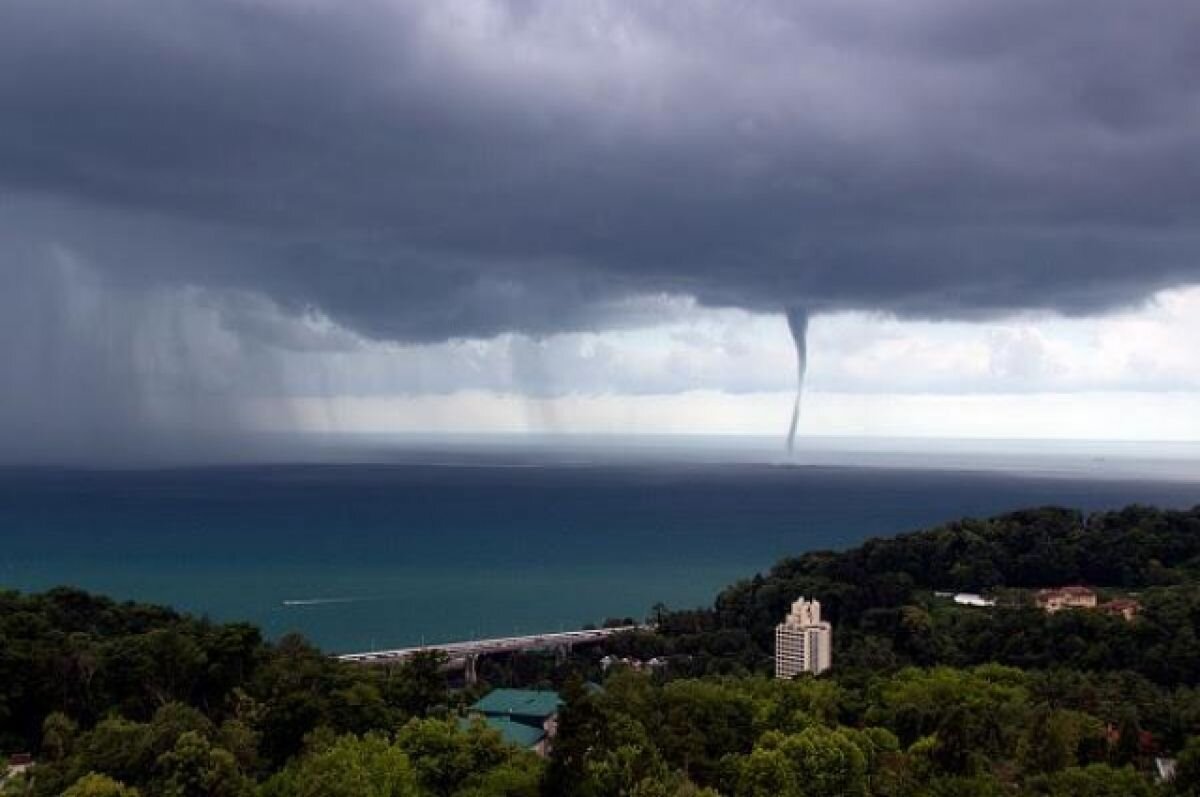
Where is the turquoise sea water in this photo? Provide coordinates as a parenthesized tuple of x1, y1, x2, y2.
(1, 439, 1198, 653)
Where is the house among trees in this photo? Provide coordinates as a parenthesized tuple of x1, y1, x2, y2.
(1, 754, 33, 789)
(1099, 598, 1141, 621)
(1035, 585, 1098, 613)
(1033, 586, 1140, 620)
(952, 592, 996, 607)
(600, 654, 667, 673)
(464, 688, 563, 756)
(1155, 756, 1178, 784)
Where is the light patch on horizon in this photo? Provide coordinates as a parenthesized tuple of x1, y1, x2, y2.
(272, 391, 1200, 442)
(265, 286, 1200, 398)
(248, 286, 1200, 441)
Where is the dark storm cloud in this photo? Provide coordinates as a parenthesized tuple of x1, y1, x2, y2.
(3, 0, 1200, 343)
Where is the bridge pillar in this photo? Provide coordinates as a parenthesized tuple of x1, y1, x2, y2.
(555, 643, 571, 664)
(464, 654, 478, 686)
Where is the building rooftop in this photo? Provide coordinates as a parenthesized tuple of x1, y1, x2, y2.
(460, 715, 547, 749)
(470, 688, 563, 721)
(1037, 585, 1096, 597)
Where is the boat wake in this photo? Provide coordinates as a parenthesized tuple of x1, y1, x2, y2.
(282, 596, 372, 607)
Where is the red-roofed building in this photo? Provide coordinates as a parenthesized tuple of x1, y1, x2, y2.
(1035, 585, 1098, 613)
(1105, 725, 1157, 756)
(2, 754, 33, 788)
(1099, 599, 1140, 621)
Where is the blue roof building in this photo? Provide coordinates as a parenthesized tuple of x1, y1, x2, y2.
(459, 714, 548, 749)
(471, 688, 562, 722)
(466, 688, 564, 755)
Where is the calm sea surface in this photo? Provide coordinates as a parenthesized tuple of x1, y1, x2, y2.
(1, 439, 1198, 652)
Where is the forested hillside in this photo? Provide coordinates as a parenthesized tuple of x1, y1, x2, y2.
(3, 504, 1200, 795)
(616, 505, 1200, 682)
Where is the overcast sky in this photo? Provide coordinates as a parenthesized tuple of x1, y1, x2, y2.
(2, 0, 1199, 460)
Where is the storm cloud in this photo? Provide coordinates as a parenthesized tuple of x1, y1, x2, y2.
(2, 0, 1200, 457)
(5, 0, 1200, 334)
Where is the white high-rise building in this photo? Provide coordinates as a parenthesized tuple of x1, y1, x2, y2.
(775, 597, 832, 678)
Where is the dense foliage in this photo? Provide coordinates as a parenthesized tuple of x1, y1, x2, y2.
(614, 505, 1200, 683)
(2, 504, 1199, 795)
(0, 588, 460, 795)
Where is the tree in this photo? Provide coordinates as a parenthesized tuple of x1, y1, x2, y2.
(394, 717, 508, 797)
(923, 774, 1008, 797)
(216, 719, 261, 775)
(259, 734, 419, 797)
(779, 726, 867, 797)
(147, 703, 214, 758)
(1111, 709, 1142, 767)
(1019, 706, 1078, 774)
(730, 727, 867, 797)
(655, 680, 755, 784)
(82, 717, 153, 786)
(257, 690, 326, 768)
(580, 734, 671, 797)
(1175, 736, 1200, 796)
(842, 726, 899, 790)
(389, 651, 449, 719)
(1024, 764, 1157, 797)
(544, 681, 670, 797)
(41, 711, 78, 762)
(543, 674, 606, 796)
(138, 629, 208, 706)
(731, 745, 798, 797)
(931, 706, 985, 777)
(454, 758, 543, 797)
(155, 731, 250, 797)
(60, 773, 140, 797)
(329, 681, 392, 735)
(629, 775, 719, 797)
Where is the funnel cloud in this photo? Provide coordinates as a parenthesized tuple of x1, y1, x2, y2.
(784, 309, 810, 453)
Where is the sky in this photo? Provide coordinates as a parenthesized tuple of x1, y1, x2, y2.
(2, 0, 1200, 461)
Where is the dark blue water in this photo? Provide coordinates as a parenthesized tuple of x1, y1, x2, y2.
(1, 458, 1197, 652)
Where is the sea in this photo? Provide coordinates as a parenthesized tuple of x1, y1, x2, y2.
(1, 435, 1198, 653)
